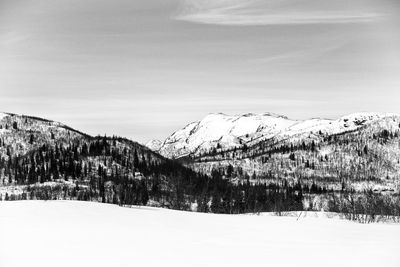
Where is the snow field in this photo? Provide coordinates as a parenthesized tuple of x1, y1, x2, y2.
(1, 201, 400, 267)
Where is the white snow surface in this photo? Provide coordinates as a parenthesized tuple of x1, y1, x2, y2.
(1, 201, 400, 267)
(152, 112, 399, 158)
(0, 112, 9, 121)
(154, 112, 297, 158)
(145, 139, 163, 151)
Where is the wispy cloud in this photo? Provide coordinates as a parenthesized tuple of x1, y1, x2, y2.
(174, 0, 384, 25)
(252, 42, 348, 65)
(0, 32, 31, 45)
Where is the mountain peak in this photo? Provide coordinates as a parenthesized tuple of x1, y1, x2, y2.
(203, 112, 289, 120)
(338, 112, 398, 127)
(155, 111, 400, 159)
(156, 112, 297, 158)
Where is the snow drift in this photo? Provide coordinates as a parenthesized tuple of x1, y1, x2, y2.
(1, 201, 399, 267)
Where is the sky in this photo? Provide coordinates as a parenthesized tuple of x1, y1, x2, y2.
(0, 0, 399, 143)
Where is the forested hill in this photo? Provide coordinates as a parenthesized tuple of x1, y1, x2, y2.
(0, 112, 205, 209)
(150, 112, 400, 194)
(0, 112, 304, 213)
(1, 112, 400, 220)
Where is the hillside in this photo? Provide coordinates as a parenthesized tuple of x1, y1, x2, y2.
(148, 112, 398, 158)
(147, 113, 296, 158)
(0, 112, 88, 157)
(1, 201, 400, 267)
(1, 112, 400, 218)
(150, 112, 400, 193)
(1, 112, 309, 215)
(0, 112, 211, 210)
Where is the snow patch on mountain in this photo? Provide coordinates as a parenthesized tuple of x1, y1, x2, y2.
(146, 139, 163, 151)
(154, 112, 297, 158)
(153, 112, 400, 158)
(0, 112, 9, 121)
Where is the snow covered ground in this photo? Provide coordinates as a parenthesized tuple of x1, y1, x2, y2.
(1, 201, 400, 267)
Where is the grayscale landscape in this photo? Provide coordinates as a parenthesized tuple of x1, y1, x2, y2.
(1, 0, 399, 266)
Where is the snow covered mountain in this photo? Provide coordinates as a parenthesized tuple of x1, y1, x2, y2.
(146, 112, 294, 158)
(148, 112, 398, 159)
(1, 111, 400, 215)
(147, 112, 400, 192)
(147, 112, 296, 158)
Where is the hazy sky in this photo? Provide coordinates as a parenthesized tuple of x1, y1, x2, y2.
(1, 0, 399, 142)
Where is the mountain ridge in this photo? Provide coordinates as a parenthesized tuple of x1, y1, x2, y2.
(1, 111, 400, 217)
(146, 111, 400, 194)
(147, 111, 399, 159)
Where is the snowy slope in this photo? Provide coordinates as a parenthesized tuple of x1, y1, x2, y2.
(145, 139, 163, 151)
(284, 112, 397, 137)
(0, 112, 87, 159)
(151, 112, 297, 158)
(1, 201, 399, 267)
(0, 112, 8, 121)
(185, 113, 400, 190)
(151, 112, 399, 158)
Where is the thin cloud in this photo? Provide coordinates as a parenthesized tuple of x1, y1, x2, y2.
(0, 32, 31, 45)
(174, 0, 384, 25)
(252, 42, 348, 65)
